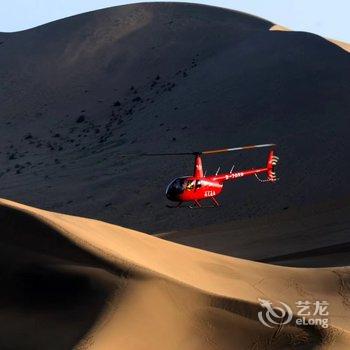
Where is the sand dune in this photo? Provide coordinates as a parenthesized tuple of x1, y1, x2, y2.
(162, 198, 350, 267)
(1, 198, 350, 349)
(270, 24, 350, 53)
(1, 2, 350, 235)
(1, 3, 349, 348)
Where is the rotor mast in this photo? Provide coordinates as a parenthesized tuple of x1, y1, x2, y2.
(193, 153, 204, 178)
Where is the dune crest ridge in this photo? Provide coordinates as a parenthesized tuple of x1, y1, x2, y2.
(270, 24, 350, 53)
(0, 198, 350, 349)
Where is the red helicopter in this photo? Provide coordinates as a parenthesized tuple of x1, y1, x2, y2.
(121, 143, 278, 208)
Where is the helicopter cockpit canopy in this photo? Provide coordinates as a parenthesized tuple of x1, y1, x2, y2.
(166, 177, 187, 200)
(166, 177, 203, 201)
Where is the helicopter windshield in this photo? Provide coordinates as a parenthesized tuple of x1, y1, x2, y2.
(166, 177, 187, 200)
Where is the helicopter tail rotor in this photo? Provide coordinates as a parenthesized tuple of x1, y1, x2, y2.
(267, 149, 279, 182)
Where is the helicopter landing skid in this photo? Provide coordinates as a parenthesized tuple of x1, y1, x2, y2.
(166, 202, 186, 209)
(167, 198, 220, 209)
(189, 198, 220, 209)
(188, 204, 217, 209)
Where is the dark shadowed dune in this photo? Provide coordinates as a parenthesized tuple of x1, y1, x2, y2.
(162, 197, 350, 267)
(0, 2, 349, 263)
(0, 204, 117, 350)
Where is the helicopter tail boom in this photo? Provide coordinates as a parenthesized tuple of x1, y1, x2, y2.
(211, 149, 279, 183)
(212, 167, 268, 182)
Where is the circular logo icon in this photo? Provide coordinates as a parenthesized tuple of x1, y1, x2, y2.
(258, 298, 293, 328)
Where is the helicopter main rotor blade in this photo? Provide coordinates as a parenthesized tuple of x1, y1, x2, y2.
(201, 143, 276, 155)
(116, 144, 275, 157)
(115, 152, 195, 157)
(141, 152, 195, 156)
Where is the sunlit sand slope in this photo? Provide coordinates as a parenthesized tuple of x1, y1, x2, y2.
(0, 198, 350, 349)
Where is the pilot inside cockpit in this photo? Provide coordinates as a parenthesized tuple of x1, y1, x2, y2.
(186, 180, 196, 190)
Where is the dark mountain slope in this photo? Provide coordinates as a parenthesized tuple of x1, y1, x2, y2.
(0, 2, 349, 234)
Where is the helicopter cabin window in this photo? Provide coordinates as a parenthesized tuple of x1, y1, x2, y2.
(176, 178, 187, 190)
(196, 180, 202, 188)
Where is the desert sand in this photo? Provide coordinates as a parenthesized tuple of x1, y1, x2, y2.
(1, 2, 350, 349)
(1, 198, 350, 349)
